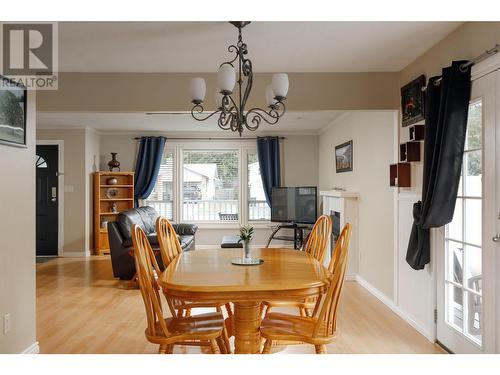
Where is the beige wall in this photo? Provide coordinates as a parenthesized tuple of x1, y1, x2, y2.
(282, 135, 319, 187)
(319, 111, 396, 299)
(36, 129, 87, 255)
(37, 72, 400, 113)
(98, 133, 319, 246)
(0, 91, 36, 353)
(400, 22, 500, 84)
(85, 129, 101, 251)
(99, 134, 139, 172)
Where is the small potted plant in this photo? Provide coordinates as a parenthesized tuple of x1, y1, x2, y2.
(239, 225, 254, 260)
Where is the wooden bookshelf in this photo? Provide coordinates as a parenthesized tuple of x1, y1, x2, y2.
(93, 171, 134, 255)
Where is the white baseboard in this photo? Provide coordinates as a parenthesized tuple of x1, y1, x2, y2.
(62, 250, 90, 257)
(21, 342, 40, 354)
(354, 274, 435, 342)
(345, 274, 357, 281)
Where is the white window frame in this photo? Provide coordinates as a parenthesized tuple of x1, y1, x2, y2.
(442, 98, 483, 348)
(244, 145, 272, 225)
(158, 139, 271, 229)
(144, 147, 176, 220)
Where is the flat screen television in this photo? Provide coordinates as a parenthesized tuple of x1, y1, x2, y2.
(271, 187, 317, 224)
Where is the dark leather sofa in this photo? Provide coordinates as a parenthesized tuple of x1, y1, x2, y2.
(108, 206, 198, 280)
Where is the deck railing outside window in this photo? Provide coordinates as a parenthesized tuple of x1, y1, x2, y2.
(145, 199, 270, 221)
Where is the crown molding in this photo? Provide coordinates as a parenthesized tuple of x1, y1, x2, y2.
(319, 112, 351, 135)
(471, 52, 500, 81)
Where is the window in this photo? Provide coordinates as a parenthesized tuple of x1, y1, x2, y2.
(143, 150, 174, 220)
(247, 152, 271, 221)
(182, 150, 239, 221)
(444, 99, 482, 346)
(36, 155, 48, 168)
(142, 143, 272, 224)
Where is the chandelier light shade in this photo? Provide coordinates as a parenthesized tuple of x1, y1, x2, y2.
(217, 64, 236, 94)
(189, 21, 288, 136)
(271, 73, 289, 99)
(190, 77, 206, 104)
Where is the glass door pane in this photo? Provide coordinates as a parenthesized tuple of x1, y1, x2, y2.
(443, 99, 483, 347)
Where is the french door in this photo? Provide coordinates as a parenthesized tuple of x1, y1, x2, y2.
(436, 67, 499, 353)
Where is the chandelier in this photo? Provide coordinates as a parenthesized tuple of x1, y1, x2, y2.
(189, 21, 289, 136)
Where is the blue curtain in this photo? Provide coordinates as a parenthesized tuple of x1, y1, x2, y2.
(134, 136, 166, 207)
(257, 136, 281, 206)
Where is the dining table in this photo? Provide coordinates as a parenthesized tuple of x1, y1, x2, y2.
(157, 247, 331, 354)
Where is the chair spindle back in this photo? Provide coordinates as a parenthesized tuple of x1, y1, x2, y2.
(303, 215, 333, 263)
(156, 217, 183, 268)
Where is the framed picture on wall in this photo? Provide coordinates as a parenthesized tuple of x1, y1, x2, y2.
(0, 76, 27, 147)
(335, 140, 353, 173)
(401, 75, 425, 127)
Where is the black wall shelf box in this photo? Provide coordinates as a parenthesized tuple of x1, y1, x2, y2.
(409, 124, 425, 141)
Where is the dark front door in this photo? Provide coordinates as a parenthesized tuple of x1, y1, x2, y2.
(36, 145, 59, 256)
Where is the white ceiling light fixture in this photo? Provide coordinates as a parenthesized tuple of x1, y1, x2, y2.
(189, 21, 288, 136)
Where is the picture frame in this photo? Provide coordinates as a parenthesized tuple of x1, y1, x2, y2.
(0, 75, 27, 147)
(401, 75, 425, 127)
(335, 140, 353, 173)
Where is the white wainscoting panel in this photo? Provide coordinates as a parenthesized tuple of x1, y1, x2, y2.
(396, 192, 436, 342)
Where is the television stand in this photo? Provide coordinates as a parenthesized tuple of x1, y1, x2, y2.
(265, 223, 310, 250)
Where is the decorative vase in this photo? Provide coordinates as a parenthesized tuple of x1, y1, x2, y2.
(107, 152, 121, 172)
(244, 240, 251, 260)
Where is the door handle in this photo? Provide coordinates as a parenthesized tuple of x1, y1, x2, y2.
(51, 187, 57, 202)
(493, 235, 500, 243)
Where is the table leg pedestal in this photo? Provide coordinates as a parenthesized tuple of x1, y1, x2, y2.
(234, 301, 261, 354)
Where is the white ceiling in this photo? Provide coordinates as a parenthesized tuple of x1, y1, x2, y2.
(59, 21, 462, 73)
(37, 111, 346, 134)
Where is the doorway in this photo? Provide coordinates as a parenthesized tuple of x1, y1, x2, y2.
(36, 142, 64, 256)
(436, 64, 499, 353)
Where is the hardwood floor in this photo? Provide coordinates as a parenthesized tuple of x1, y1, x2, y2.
(36, 256, 445, 354)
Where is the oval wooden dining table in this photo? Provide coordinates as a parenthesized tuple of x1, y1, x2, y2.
(157, 248, 331, 354)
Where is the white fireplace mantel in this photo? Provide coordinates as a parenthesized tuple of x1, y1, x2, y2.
(320, 190, 359, 278)
(320, 190, 359, 199)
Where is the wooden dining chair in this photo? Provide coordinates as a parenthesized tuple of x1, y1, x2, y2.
(155, 216, 183, 267)
(261, 215, 333, 317)
(302, 214, 333, 263)
(131, 224, 229, 354)
(155, 217, 233, 347)
(260, 223, 352, 354)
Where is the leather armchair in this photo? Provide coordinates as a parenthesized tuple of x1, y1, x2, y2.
(108, 206, 198, 280)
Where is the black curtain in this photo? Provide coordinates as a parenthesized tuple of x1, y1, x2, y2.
(406, 61, 472, 270)
(257, 136, 281, 206)
(134, 136, 166, 207)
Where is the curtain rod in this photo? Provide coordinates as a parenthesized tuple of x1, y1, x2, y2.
(132, 136, 286, 140)
(424, 43, 499, 89)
